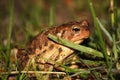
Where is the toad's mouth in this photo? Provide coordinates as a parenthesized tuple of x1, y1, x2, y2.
(74, 39, 84, 44)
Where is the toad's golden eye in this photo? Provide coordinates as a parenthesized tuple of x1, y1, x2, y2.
(72, 26, 80, 33)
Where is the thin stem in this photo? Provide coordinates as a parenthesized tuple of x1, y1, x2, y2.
(6, 0, 14, 70)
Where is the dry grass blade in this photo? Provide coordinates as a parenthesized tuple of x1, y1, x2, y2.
(0, 71, 66, 75)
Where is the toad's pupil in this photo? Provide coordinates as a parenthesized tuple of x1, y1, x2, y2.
(72, 27, 80, 33)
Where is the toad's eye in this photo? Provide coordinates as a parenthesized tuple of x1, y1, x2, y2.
(72, 27, 80, 33)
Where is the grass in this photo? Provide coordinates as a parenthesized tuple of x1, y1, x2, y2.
(88, 0, 113, 79)
(0, 0, 14, 80)
(6, 0, 14, 68)
(0, 0, 120, 80)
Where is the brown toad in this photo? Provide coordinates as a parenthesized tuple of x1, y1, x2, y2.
(17, 19, 90, 71)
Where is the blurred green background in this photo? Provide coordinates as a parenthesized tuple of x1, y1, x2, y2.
(0, 0, 113, 47)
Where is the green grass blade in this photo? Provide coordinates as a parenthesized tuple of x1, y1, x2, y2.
(48, 34, 103, 58)
(6, 0, 14, 70)
(97, 18, 113, 42)
(87, 0, 109, 68)
(87, 0, 115, 79)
